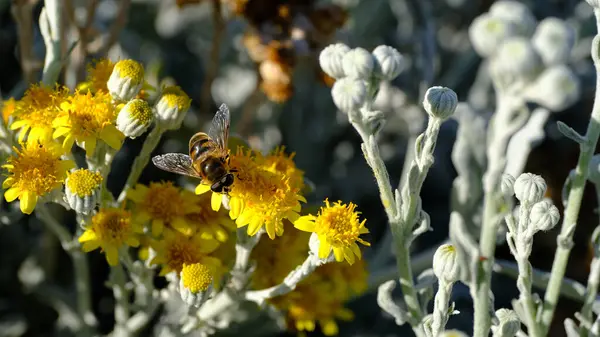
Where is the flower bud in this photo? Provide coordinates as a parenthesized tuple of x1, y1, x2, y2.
(342, 48, 375, 80)
(501, 173, 516, 197)
(514, 173, 547, 205)
(372, 45, 405, 81)
(319, 43, 351, 79)
(490, 37, 542, 90)
(116, 99, 154, 139)
(179, 263, 213, 307)
(433, 244, 460, 283)
(423, 86, 458, 120)
(468, 13, 518, 57)
(64, 169, 102, 215)
(494, 308, 521, 337)
(107, 59, 145, 101)
(155, 85, 192, 130)
(524, 65, 580, 112)
(532, 18, 575, 66)
(361, 108, 386, 135)
(588, 154, 600, 185)
(489, 1, 537, 36)
(331, 77, 367, 113)
(530, 199, 560, 232)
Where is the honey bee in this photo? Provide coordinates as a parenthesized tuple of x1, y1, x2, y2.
(152, 104, 236, 193)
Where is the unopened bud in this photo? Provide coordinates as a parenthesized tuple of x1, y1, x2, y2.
(433, 244, 460, 283)
(489, 1, 537, 36)
(107, 59, 145, 101)
(529, 199, 560, 232)
(423, 86, 458, 120)
(331, 77, 367, 113)
(342, 48, 375, 80)
(155, 86, 192, 130)
(524, 65, 580, 112)
(372, 45, 405, 81)
(532, 18, 575, 66)
(469, 13, 518, 57)
(319, 43, 351, 79)
(116, 99, 154, 138)
(494, 308, 521, 337)
(514, 173, 547, 205)
(501, 174, 516, 198)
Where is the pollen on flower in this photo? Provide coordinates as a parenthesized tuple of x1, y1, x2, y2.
(262, 147, 305, 190)
(53, 91, 124, 156)
(181, 263, 213, 293)
(127, 182, 200, 236)
(294, 199, 369, 264)
(125, 99, 153, 124)
(66, 169, 103, 197)
(78, 208, 142, 266)
(3, 141, 74, 214)
(184, 191, 236, 241)
(10, 83, 68, 144)
(114, 59, 145, 84)
(160, 86, 192, 109)
(218, 148, 305, 239)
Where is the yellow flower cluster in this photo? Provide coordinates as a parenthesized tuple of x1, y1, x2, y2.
(251, 223, 368, 336)
(1, 58, 153, 214)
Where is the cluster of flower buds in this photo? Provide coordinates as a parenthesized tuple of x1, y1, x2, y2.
(178, 0, 347, 102)
(469, 0, 580, 111)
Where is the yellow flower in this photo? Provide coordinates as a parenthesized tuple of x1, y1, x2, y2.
(79, 58, 115, 93)
(107, 59, 145, 101)
(78, 208, 143, 266)
(53, 91, 124, 156)
(65, 169, 103, 214)
(183, 191, 236, 242)
(10, 83, 68, 144)
(127, 182, 201, 237)
(2, 141, 74, 214)
(197, 148, 305, 239)
(150, 229, 221, 276)
(181, 263, 214, 294)
(2, 97, 16, 125)
(294, 199, 369, 265)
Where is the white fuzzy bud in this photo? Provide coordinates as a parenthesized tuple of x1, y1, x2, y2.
(319, 43, 351, 79)
(501, 173, 516, 197)
(423, 86, 458, 120)
(372, 45, 405, 81)
(107, 59, 145, 101)
(524, 65, 581, 112)
(469, 13, 518, 57)
(178, 264, 214, 308)
(529, 199, 560, 232)
(155, 86, 192, 130)
(433, 244, 460, 283)
(532, 18, 576, 66)
(489, 1, 537, 36)
(342, 48, 375, 80)
(514, 173, 547, 205)
(64, 169, 102, 215)
(490, 37, 542, 90)
(331, 77, 367, 113)
(494, 308, 521, 337)
(116, 99, 154, 138)
(588, 154, 600, 185)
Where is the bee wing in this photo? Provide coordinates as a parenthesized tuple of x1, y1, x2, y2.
(207, 103, 231, 151)
(152, 153, 201, 179)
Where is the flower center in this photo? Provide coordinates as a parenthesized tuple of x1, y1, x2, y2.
(181, 263, 213, 293)
(9, 145, 65, 195)
(165, 240, 200, 272)
(114, 60, 144, 84)
(124, 99, 152, 124)
(142, 184, 184, 222)
(160, 86, 191, 109)
(62, 92, 115, 136)
(67, 169, 102, 197)
(94, 210, 131, 243)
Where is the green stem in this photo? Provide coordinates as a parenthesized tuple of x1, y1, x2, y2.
(540, 11, 600, 333)
(117, 126, 164, 203)
(36, 204, 97, 335)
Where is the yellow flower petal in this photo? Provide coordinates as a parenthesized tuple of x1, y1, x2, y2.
(211, 192, 222, 211)
(195, 183, 211, 195)
(20, 191, 38, 214)
(100, 125, 124, 150)
(81, 240, 100, 252)
(4, 187, 21, 202)
(294, 216, 316, 232)
(79, 229, 98, 242)
(105, 246, 119, 266)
